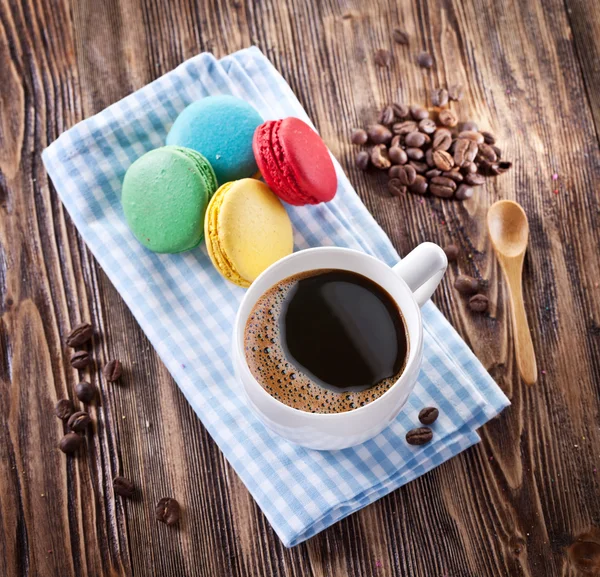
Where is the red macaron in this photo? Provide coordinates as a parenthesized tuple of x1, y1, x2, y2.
(252, 117, 337, 205)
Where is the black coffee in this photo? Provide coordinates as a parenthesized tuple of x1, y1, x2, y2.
(244, 269, 409, 414)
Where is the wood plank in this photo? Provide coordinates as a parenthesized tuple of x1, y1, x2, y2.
(1, 0, 600, 575)
(0, 0, 131, 574)
(565, 0, 600, 140)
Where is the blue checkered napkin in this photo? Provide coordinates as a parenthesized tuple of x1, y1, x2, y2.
(42, 47, 509, 547)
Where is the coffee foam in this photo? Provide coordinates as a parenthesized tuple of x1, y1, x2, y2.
(244, 272, 401, 414)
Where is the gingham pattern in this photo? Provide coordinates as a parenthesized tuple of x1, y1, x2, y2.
(42, 47, 509, 547)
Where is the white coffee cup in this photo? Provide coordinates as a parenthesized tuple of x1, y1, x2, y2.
(233, 243, 447, 450)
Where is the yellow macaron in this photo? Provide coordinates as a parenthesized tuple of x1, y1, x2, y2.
(205, 179, 294, 288)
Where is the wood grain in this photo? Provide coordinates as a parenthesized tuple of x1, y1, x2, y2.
(1, 0, 600, 575)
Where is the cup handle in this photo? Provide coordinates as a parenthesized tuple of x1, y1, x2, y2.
(392, 242, 448, 307)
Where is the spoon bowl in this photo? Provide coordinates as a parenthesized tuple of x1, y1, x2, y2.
(487, 200, 537, 385)
(488, 200, 529, 257)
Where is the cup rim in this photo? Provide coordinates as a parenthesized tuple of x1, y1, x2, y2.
(233, 247, 424, 420)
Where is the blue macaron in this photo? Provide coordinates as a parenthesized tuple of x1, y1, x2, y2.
(166, 95, 263, 185)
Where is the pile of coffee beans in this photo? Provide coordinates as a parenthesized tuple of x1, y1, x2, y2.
(406, 406, 439, 445)
(54, 322, 181, 526)
(56, 322, 121, 454)
(56, 323, 120, 456)
(351, 97, 511, 200)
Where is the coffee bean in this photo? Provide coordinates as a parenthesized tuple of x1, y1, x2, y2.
(68, 411, 91, 433)
(464, 172, 486, 186)
(476, 161, 496, 176)
(458, 130, 484, 144)
(59, 433, 82, 454)
(378, 105, 394, 125)
(431, 88, 448, 107)
(405, 131, 427, 148)
(391, 135, 401, 148)
(454, 275, 479, 295)
(438, 109, 458, 127)
(55, 399, 74, 421)
(156, 497, 180, 526)
(454, 181, 473, 201)
(443, 244, 459, 262)
(430, 184, 454, 198)
(392, 103, 409, 120)
(469, 294, 489, 313)
(431, 176, 457, 190)
(481, 130, 496, 145)
(367, 124, 392, 144)
(75, 381, 96, 404)
(389, 165, 402, 178)
(374, 49, 392, 67)
(454, 139, 478, 167)
(355, 151, 370, 170)
(492, 145, 502, 159)
(371, 144, 391, 169)
(396, 164, 417, 186)
(393, 120, 418, 135)
(424, 148, 435, 168)
(448, 84, 464, 101)
(433, 150, 454, 171)
(66, 323, 93, 348)
(113, 476, 135, 498)
(461, 162, 478, 174)
(71, 351, 91, 370)
(406, 147, 424, 160)
(418, 407, 439, 425)
(409, 106, 429, 121)
(455, 184, 474, 200)
(388, 179, 406, 197)
(496, 161, 512, 174)
(465, 141, 479, 163)
(418, 118, 437, 134)
(392, 28, 409, 45)
(425, 169, 442, 178)
(389, 146, 408, 165)
(461, 120, 478, 132)
(479, 160, 512, 176)
(478, 143, 498, 162)
(408, 175, 428, 195)
(432, 129, 452, 151)
(406, 427, 433, 445)
(351, 128, 368, 145)
(103, 359, 122, 382)
(417, 51, 433, 68)
(442, 169, 463, 183)
(408, 160, 428, 174)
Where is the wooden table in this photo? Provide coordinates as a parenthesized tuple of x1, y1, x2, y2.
(2, 0, 600, 575)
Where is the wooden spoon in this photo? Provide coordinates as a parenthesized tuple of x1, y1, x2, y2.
(487, 200, 537, 385)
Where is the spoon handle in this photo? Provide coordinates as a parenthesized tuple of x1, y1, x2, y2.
(503, 261, 538, 385)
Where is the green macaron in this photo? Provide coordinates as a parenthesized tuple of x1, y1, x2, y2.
(121, 146, 217, 253)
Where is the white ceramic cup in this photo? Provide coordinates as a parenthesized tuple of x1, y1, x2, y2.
(233, 243, 448, 450)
